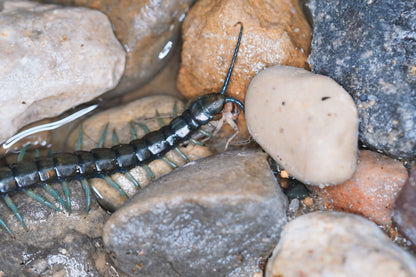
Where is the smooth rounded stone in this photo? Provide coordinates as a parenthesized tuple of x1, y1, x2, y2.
(0, 1, 125, 143)
(177, 0, 311, 136)
(393, 169, 416, 251)
(66, 95, 212, 210)
(46, 0, 195, 96)
(103, 150, 288, 277)
(0, 179, 116, 276)
(308, 1, 416, 159)
(313, 150, 408, 225)
(245, 65, 358, 186)
(266, 211, 416, 277)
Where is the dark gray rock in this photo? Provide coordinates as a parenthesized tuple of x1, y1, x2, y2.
(308, 0, 416, 158)
(393, 169, 416, 251)
(103, 150, 288, 277)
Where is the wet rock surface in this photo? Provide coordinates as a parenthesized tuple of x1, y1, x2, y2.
(46, 0, 195, 96)
(177, 0, 311, 136)
(266, 212, 416, 277)
(0, 1, 125, 143)
(245, 65, 358, 186)
(313, 150, 408, 225)
(393, 169, 416, 251)
(308, 0, 416, 159)
(103, 150, 288, 277)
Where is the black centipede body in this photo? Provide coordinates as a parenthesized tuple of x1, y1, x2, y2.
(0, 23, 245, 196)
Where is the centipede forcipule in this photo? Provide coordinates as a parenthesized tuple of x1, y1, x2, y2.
(0, 23, 244, 232)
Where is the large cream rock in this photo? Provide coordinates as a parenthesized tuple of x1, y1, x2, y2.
(0, 1, 125, 143)
(245, 65, 358, 185)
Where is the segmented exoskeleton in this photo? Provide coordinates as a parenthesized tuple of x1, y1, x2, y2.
(0, 23, 244, 233)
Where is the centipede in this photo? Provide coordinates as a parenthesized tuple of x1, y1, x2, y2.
(0, 23, 244, 233)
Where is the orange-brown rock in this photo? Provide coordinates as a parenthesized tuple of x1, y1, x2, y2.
(312, 150, 408, 225)
(177, 0, 311, 103)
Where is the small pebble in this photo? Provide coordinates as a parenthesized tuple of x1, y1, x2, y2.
(246, 65, 358, 186)
(302, 196, 314, 208)
(313, 150, 408, 225)
(103, 150, 288, 276)
(266, 211, 416, 277)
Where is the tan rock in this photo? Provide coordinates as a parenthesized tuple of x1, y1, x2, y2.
(177, 0, 311, 136)
(313, 150, 408, 225)
(246, 65, 358, 186)
(48, 0, 195, 95)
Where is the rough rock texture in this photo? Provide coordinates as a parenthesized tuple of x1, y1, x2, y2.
(47, 0, 195, 96)
(103, 150, 288, 277)
(0, 1, 125, 143)
(266, 212, 416, 277)
(308, 0, 416, 159)
(0, 179, 116, 276)
(66, 95, 213, 211)
(393, 169, 416, 251)
(245, 65, 358, 186)
(177, 0, 311, 136)
(313, 150, 408, 225)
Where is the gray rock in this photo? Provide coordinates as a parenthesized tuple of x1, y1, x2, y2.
(0, 179, 120, 276)
(0, 1, 125, 143)
(103, 150, 288, 277)
(308, 0, 416, 159)
(266, 211, 416, 277)
(393, 169, 416, 251)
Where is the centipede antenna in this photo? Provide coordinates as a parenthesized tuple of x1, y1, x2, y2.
(81, 179, 92, 214)
(174, 147, 190, 163)
(25, 189, 61, 212)
(219, 22, 243, 96)
(0, 216, 11, 234)
(61, 180, 71, 213)
(124, 171, 141, 189)
(3, 194, 26, 230)
(103, 176, 128, 198)
(225, 96, 245, 112)
(98, 123, 109, 148)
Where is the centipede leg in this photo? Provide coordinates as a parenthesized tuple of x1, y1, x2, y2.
(76, 126, 92, 213)
(42, 183, 68, 212)
(102, 176, 128, 198)
(0, 216, 11, 234)
(61, 180, 71, 213)
(3, 194, 26, 230)
(112, 128, 141, 188)
(18, 146, 61, 212)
